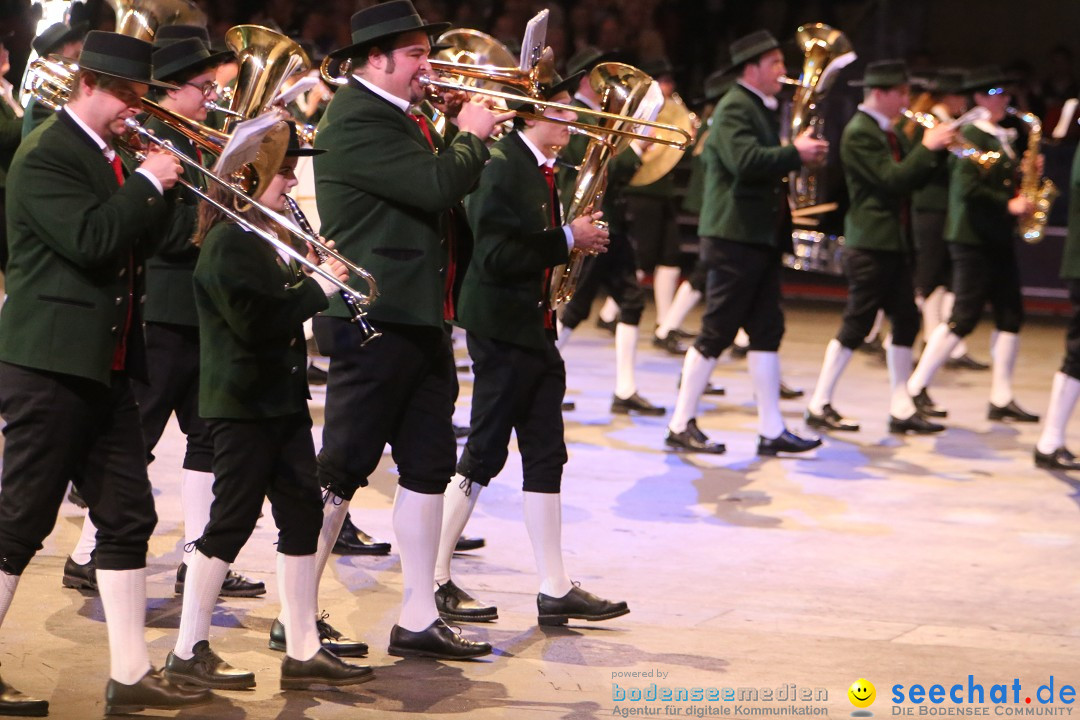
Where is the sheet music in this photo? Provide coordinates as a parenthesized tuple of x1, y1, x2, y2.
(519, 10, 549, 71)
(212, 112, 286, 178)
(273, 75, 319, 108)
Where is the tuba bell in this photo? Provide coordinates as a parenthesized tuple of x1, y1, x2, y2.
(106, 0, 207, 41)
(221, 25, 311, 132)
(784, 23, 856, 217)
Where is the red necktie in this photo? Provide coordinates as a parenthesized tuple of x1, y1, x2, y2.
(540, 164, 558, 329)
(410, 113, 458, 321)
(107, 151, 134, 369)
(885, 130, 912, 244)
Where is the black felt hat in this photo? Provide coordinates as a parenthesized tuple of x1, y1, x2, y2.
(152, 37, 230, 81)
(703, 68, 735, 102)
(328, 0, 450, 60)
(640, 57, 675, 79)
(285, 122, 323, 156)
(79, 31, 176, 89)
(964, 65, 1018, 93)
(33, 21, 89, 56)
(566, 46, 617, 77)
(729, 30, 780, 68)
(849, 60, 909, 88)
(153, 24, 210, 47)
(928, 68, 968, 95)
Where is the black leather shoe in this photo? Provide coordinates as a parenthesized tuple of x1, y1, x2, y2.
(0, 668, 47, 717)
(888, 414, 945, 434)
(67, 486, 87, 509)
(611, 392, 665, 416)
(307, 363, 328, 386)
(757, 429, 822, 456)
(455, 536, 485, 552)
(435, 580, 498, 622)
(561, 401, 576, 412)
(175, 563, 266, 598)
(269, 616, 369, 658)
(730, 344, 748, 359)
(388, 619, 492, 659)
(537, 583, 630, 626)
(664, 419, 725, 454)
(332, 514, 391, 556)
(779, 381, 805, 400)
(62, 555, 97, 592)
(280, 648, 373, 690)
(945, 353, 990, 371)
(164, 641, 255, 690)
(595, 317, 616, 335)
(988, 400, 1039, 423)
(913, 388, 947, 418)
(104, 668, 213, 715)
(670, 328, 697, 340)
(453, 424, 470, 439)
(703, 382, 725, 396)
(652, 333, 686, 355)
(805, 404, 860, 432)
(1034, 447, 1080, 470)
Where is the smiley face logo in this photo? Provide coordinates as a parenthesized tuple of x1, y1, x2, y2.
(848, 678, 876, 709)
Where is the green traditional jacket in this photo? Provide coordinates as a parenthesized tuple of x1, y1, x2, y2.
(460, 132, 570, 350)
(193, 221, 328, 419)
(697, 83, 801, 247)
(1059, 143, 1080, 279)
(139, 116, 203, 327)
(908, 114, 949, 212)
(840, 109, 942, 253)
(0, 111, 176, 385)
(556, 97, 642, 236)
(945, 124, 1019, 247)
(0, 95, 22, 189)
(313, 78, 487, 327)
(21, 96, 54, 139)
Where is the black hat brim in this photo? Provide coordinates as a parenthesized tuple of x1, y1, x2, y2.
(327, 20, 451, 61)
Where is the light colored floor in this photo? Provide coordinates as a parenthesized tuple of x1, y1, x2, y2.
(3, 300, 1079, 719)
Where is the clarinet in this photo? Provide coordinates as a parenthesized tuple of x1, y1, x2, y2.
(284, 196, 381, 346)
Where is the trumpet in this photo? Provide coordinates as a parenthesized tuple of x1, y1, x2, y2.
(284, 196, 380, 344)
(122, 118, 377, 314)
(901, 107, 1002, 170)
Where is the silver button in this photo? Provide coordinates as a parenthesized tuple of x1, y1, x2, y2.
(114, 297, 123, 306)
(136, 266, 143, 276)
(110, 325, 118, 333)
(118, 267, 126, 278)
(290, 366, 299, 374)
(289, 338, 297, 347)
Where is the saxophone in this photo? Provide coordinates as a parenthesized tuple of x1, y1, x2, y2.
(1009, 108, 1059, 243)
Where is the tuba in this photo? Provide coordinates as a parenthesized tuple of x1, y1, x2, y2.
(548, 62, 662, 308)
(629, 91, 696, 187)
(1009, 108, 1059, 243)
(784, 23, 856, 216)
(221, 25, 311, 132)
(106, 0, 206, 41)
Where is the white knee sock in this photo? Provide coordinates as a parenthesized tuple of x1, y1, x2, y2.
(669, 347, 717, 433)
(1037, 372, 1080, 454)
(394, 487, 443, 632)
(748, 351, 785, 439)
(907, 323, 960, 397)
(313, 492, 349, 599)
(180, 470, 215, 548)
(734, 328, 750, 349)
(173, 550, 229, 660)
(990, 331, 1020, 407)
(808, 339, 853, 415)
(523, 492, 573, 598)
(598, 296, 619, 323)
(887, 345, 917, 417)
(0, 572, 19, 629)
(555, 319, 572, 351)
(656, 281, 701, 340)
(70, 512, 98, 565)
(96, 568, 152, 685)
(652, 266, 681, 325)
(614, 323, 639, 399)
(278, 553, 321, 662)
(922, 286, 944, 332)
(434, 477, 481, 586)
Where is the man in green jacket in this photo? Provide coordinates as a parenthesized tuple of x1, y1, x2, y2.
(554, 46, 665, 417)
(310, 0, 509, 660)
(906, 66, 1039, 423)
(0, 31, 211, 715)
(1034, 141, 1080, 469)
(665, 30, 827, 456)
(805, 60, 953, 434)
(431, 76, 627, 627)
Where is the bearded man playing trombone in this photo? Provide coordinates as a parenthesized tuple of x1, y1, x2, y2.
(310, 0, 510, 660)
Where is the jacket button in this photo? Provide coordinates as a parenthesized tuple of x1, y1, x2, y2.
(136, 266, 143, 276)
(289, 338, 297, 347)
(115, 297, 123, 306)
(147, 197, 156, 206)
(290, 366, 299, 374)
(118, 267, 126, 277)
(110, 325, 118, 333)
